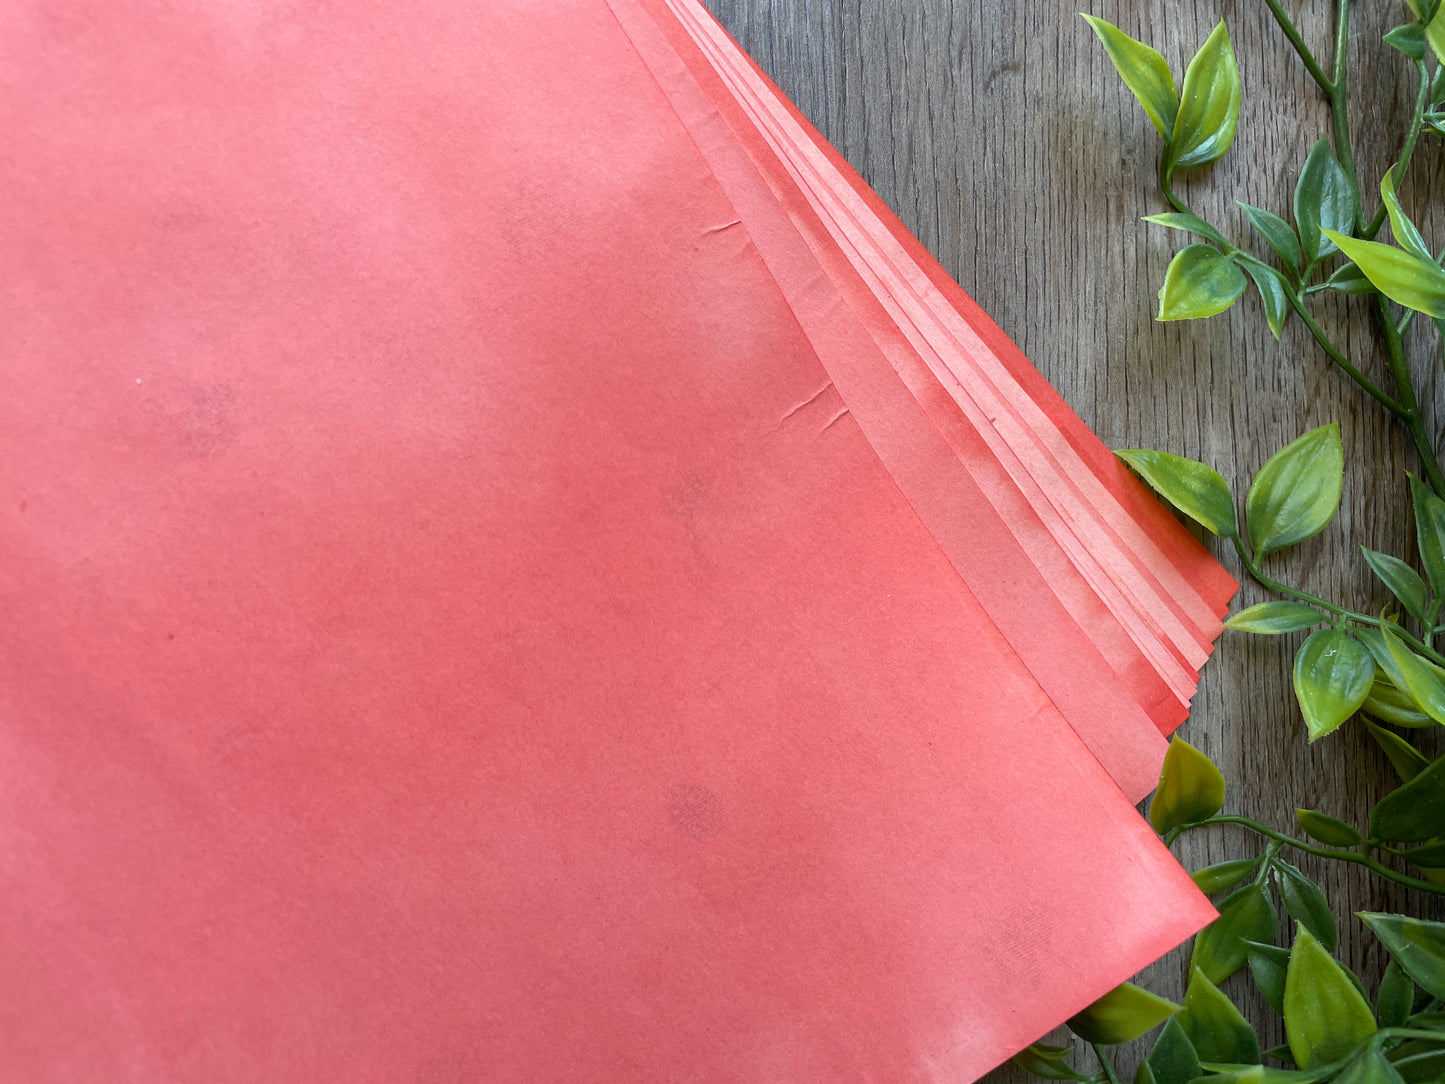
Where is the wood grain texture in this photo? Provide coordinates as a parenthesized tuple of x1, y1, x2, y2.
(699, 0, 1445, 1076)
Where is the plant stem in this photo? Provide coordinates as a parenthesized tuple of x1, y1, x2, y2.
(1277, 289, 1406, 415)
(1263, 0, 1334, 92)
(1158, 156, 1186, 215)
(1364, 59, 1431, 241)
(1330, 0, 1361, 224)
(1091, 1044, 1122, 1084)
(1378, 294, 1445, 494)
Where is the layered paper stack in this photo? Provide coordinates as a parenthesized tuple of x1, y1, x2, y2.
(0, 0, 1236, 1079)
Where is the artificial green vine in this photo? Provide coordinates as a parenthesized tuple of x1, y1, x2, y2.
(1015, 1, 1445, 1079)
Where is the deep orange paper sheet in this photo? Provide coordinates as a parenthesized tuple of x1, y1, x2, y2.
(1, 1, 1220, 1080)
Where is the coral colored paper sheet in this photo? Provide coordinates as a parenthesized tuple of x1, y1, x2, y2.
(0, 1, 1220, 1080)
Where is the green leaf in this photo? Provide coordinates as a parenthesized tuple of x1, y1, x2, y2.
(1294, 140, 1357, 264)
(1116, 449, 1238, 536)
(1380, 166, 1432, 263)
(1143, 211, 1231, 248)
(1292, 629, 1375, 741)
(1013, 1043, 1089, 1080)
(1361, 912, 1445, 1002)
(1135, 1062, 1159, 1084)
(1245, 423, 1344, 558)
(1147, 1018, 1203, 1084)
(1068, 980, 1181, 1044)
(1158, 245, 1248, 320)
(1395, 837, 1445, 867)
(1284, 925, 1377, 1068)
(1385, 23, 1429, 59)
(1362, 676, 1436, 729)
(1274, 860, 1338, 951)
(1410, 474, 1445, 600)
(1200, 1070, 1335, 1084)
(1243, 262, 1291, 339)
(1335, 1047, 1407, 1084)
(1246, 940, 1291, 1016)
(1192, 885, 1278, 984)
(1370, 752, 1445, 842)
(1193, 856, 1263, 894)
(1241, 203, 1303, 272)
(1362, 548, 1430, 623)
(1168, 21, 1241, 170)
(1378, 957, 1416, 1028)
(1150, 735, 1227, 834)
(1323, 262, 1376, 295)
(1225, 602, 1326, 635)
(1179, 966, 1261, 1063)
(1387, 1040, 1445, 1084)
(1082, 16, 1178, 140)
(1365, 718, 1430, 782)
(1378, 625, 1445, 725)
(1295, 809, 1363, 847)
(1325, 231, 1445, 317)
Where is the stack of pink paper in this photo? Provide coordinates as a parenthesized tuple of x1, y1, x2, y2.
(0, 0, 1236, 1079)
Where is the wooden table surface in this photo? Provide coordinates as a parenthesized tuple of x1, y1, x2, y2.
(702, 0, 1445, 1076)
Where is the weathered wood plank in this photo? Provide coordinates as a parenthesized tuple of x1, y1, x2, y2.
(700, 0, 1445, 1076)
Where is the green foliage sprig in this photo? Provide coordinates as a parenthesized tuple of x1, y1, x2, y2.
(1014, 2, 1445, 1079)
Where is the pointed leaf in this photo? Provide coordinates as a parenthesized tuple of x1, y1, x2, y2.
(1244, 262, 1290, 339)
(1226, 601, 1326, 634)
(1117, 449, 1237, 536)
(1274, 860, 1338, 951)
(1295, 809, 1362, 847)
(1241, 203, 1303, 272)
(1362, 675, 1435, 729)
(1292, 629, 1374, 741)
(1143, 211, 1230, 248)
(1150, 735, 1227, 833)
(1168, 21, 1241, 170)
(1068, 980, 1181, 1044)
(1294, 140, 1357, 264)
(1385, 23, 1428, 60)
(1246, 940, 1291, 1016)
(1082, 16, 1179, 140)
(1365, 718, 1430, 782)
(1135, 1062, 1159, 1084)
(1362, 547, 1429, 622)
(1411, 474, 1445, 600)
(1381, 166, 1432, 262)
(1370, 752, 1445, 842)
(1323, 262, 1376, 295)
(1179, 966, 1261, 1063)
(1326, 231, 1445, 317)
(1158, 244, 1248, 320)
(1193, 856, 1263, 894)
(1245, 423, 1344, 558)
(1361, 912, 1445, 1002)
(1191, 885, 1277, 984)
(1378, 957, 1416, 1028)
(1147, 1018, 1203, 1084)
(1013, 1044, 1089, 1080)
(1395, 838, 1445, 867)
(1284, 925, 1377, 1068)
(1378, 625, 1445, 724)
(1334, 1047, 1407, 1084)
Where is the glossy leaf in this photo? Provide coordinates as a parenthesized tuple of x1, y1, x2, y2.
(1150, 735, 1227, 833)
(1179, 966, 1260, 1063)
(1117, 449, 1238, 536)
(1199, 1070, 1334, 1084)
(1013, 1044, 1088, 1080)
(1241, 203, 1302, 272)
(1274, 860, 1337, 951)
(1326, 231, 1445, 317)
(1245, 423, 1344, 558)
(1378, 957, 1416, 1028)
(1296, 809, 1362, 846)
(1158, 244, 1248, 320)
(1192, 885, 1277, 984)
(1082, 16, 1178, 140)
(1362, 548, 1429, 622)
(1370, 752, 1445, 842)
(1246, 940, 1290, 1016)
(1135, 1062, 1159, 1084)
(1334, 1047, 1407, 1084)
(1284, 926, 1377, 1068)
(1323, 262, 1375, 295)
(1362, 676, 1436, 729)
(1410, 474, 1445, 601)
(1292, 629, 1374, 741)
(1168, 21, 1240, 170)
(1294, 140, 1356, 264)
(1362, 913, 1445, 1001)
(1193, 856, 1263, 894)
(1147, 1018, 1203, 1084)
(1385, 23, 1428, 59)
(1243, 262, 1290, 339)
(1225, 602, 1325, 635)
(1395, 838, 1445, 867)
(1386, 1040, 1445, 1084)
(1143, 211, 1230, 248)
(1379, 624, 1445, 725)
(1068, 980, 1181, 1044)
(1380, 166, 1432, 263)
(1365, 718, 1430, 782)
